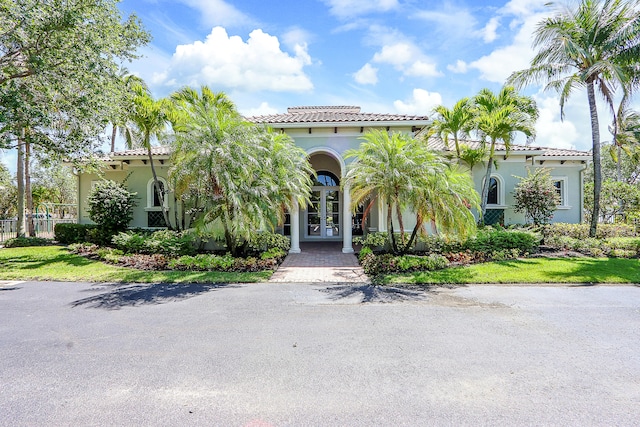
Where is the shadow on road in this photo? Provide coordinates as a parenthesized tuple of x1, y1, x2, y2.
(71, 282, 239, 310)
(320, 284, 429, 303)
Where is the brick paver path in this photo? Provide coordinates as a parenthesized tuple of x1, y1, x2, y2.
(269, 242, 369, 283)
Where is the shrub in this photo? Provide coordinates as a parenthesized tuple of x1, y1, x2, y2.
(3, 236, 53, 248)
(55, 223, 98, 244)
(360, 253, 448, 275)
(260, 247, 287, 260)
(357, 246, 373, 261)
(354, 232, 388, 250)
(544, 223, 637, 240)
(112, 230, 196, 256)
(464, 228, 540, 255)
(246, 231, 290, 253)
(513, 168, 559, 225)
(87, 180, 137, 233)
(168, 253, 278, 272)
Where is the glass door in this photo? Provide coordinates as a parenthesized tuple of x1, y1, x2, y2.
(306, 187, 340, 238)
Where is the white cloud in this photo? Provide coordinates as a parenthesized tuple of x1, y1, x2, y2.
(534, 95, 579, 149)
(480, 17, 500, 43)
(353, 63, 378, 85)
(371, 42, 442, 79)
(241, 102, 279, 117)
(155, 27, 314, 93)
(393, 89, 442, 115)
(179, 0, 251, 27)
(322, 0, 399, 19)
(415, 6, 478, 39)
(447, 60, 468, 74)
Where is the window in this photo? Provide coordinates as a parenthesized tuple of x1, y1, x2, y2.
(312, 171, 340, 187)
(553, 177, 568, 207)
(146, 178, 168, 209)
(487, 177, 498, 205)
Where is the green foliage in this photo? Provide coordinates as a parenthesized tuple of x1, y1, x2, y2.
(260, 247, 287, 261)
(543, 234, 640, 258)
(513, 168, 559, 225)
(54, 223, 98, 244)
(544, 222, 637, 240)
(111, 230, 196, 256)
(360, 253, 448, 275)
(354, 232, 389, 250)
(167, 253, 279, 272)
(0, 162, 16, 220)
(3, 236, 52, 248)
(87, 180, 137, 233)
(357, 246, 373, 262)
(464, 228, 540, 255)
(247, 231, 291, 253)
(584, 180, 640, 224)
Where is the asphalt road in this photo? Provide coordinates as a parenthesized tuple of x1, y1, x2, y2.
(1, 280, 639, 426)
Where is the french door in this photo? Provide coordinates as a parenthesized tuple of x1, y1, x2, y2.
(306, 187, 341, 238)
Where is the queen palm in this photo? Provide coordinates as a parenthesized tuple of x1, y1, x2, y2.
(508, 0, 640, 236)
(428, 97, 474, 157)
(344, 130, 478, 255)
(121, 85, 172, 228)
(473, 87, 538, 221)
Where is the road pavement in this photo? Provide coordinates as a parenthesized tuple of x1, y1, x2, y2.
(1, 280, 639, 426)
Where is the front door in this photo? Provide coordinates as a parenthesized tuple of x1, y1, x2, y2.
(306, 187, 341, 238)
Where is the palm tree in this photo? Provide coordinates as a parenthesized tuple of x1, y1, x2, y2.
(610, 98, 640, 182)
(344, 130, 479, 255)
(122, 85, 172, 228)
(109, 69, 148, 153)
(169, 86, 313, 255)
(473, 87, 538, 222)
(428, 98, 474, 157)
(508, 0, 640, 237)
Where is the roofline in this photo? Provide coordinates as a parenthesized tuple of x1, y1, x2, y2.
(252, 120, 431, 129)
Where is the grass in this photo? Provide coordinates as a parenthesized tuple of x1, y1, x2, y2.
(0, 246, 271, 283)
(380, 257, 640, 285)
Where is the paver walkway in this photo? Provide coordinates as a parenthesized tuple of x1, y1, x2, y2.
(269, 242, 369, 283)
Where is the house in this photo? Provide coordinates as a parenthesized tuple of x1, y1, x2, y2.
(76, 106, 590, 253)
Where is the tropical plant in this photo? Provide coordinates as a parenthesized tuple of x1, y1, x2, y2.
(87, 180, 137, 234)
(458, 144, 487, 172)
(121, 86, 172, 228)
(584, 179, 640, 223)
(609, 102, 640, 182)
(513, 168, 560, 225)
(508, 0, 640, 237)
(344, 130, 479, 255)
(428, 98, 474, 157)
(473, 86, 538, 222)
(169, 86, 313, 256)
(109, 69, 148, 153)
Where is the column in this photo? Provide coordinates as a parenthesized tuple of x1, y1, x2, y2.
(342, 184, 354, 253)
(289, 199, 301, 253)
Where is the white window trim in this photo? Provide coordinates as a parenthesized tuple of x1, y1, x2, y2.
(484, 174, 507, 208)
(146, 177, 169, 210)
(553, 176, 571, 209)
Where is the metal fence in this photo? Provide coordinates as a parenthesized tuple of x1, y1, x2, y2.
(0, 218, 76, 243)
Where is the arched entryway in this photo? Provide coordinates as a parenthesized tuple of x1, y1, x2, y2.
(289, 149, 353, 254)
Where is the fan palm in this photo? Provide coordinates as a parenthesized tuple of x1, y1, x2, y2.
(508, 0, 640, 236)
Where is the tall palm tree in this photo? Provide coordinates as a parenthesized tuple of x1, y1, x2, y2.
(109, 69, 148, 153)
(473, 87, 538, 221)
(428, 98, 474, 157)
(344, 130, 479, 255)
(508, 0, 640, 237)
(122, 85, 172, 228)
(610, 97, 640, 182)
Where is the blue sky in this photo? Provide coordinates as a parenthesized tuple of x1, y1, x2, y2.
(0, 0, 627, 170)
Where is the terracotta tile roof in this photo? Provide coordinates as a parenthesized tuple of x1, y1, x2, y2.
(110, 146, 171, 157)
(246, 105, 429, 124)
(426, 138, 590, 158)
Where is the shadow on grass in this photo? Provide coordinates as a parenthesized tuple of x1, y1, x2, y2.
(0, 250, 94, 270)
(71, 282, 240, 310)
(320, 284, 428, 303)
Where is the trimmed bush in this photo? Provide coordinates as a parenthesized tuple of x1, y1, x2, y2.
(111, 230, 196, 256)
(246, 231, 291, 253)
(87, 180, 137, 233)
(3, 236, 52, 248)
(544, 223, 637, 240)
(464, 228, 539, 255)
(55, 223, 98, 244)
(360, 253, 448, 275)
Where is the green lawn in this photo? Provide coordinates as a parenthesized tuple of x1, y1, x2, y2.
(381, 257, 640, 285)
(0, 246, 271, 283)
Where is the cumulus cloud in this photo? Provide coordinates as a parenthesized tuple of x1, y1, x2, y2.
(393, 89, 442, 115)
(534, 95, 579, 149)
(153, 27, 314, 93)
(447, 60, 468, 74)
(179, 0, 252, 27)
(371, 42, 442, 78)
(353, 63, 379, 85)
(241, 102, 280, 117)
(322, 0, 399, 19)
(480, 17, 500, 43)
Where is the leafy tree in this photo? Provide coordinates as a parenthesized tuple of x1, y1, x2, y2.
(344, 130, 479, 255)
(584, 179, 640, 223)
(508, 0, 640, 237)
(121, 86, 172, 228)
(87, 180, 137, 233)
(0, 162, 16, 220)
(428, 98, 474, 157)
(513, 168, 560, 226)
(609, 103, 640, 182)
(169, 86, 313, 256)
(473, 87, 538, 222)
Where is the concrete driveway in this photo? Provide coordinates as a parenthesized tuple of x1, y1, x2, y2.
(1, 280, 639, 426)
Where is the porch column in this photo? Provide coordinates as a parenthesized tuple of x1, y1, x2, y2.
(289, 199, 301, 253)
(342, 184, 354, 253)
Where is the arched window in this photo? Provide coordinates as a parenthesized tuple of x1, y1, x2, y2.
(312, 171, 340, 187)
(147, 178, 168, 209)
(484, 175, 504, 206)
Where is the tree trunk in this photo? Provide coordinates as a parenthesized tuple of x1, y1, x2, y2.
(25, 141, 35, 236)
(587, 81, 601, 238)
(394, 193, 405, 248)
(15, 134, 25, 238)
(147, 145, 172, 229)
(386, 202, 396, 253)
(110, 124, 117, 153)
